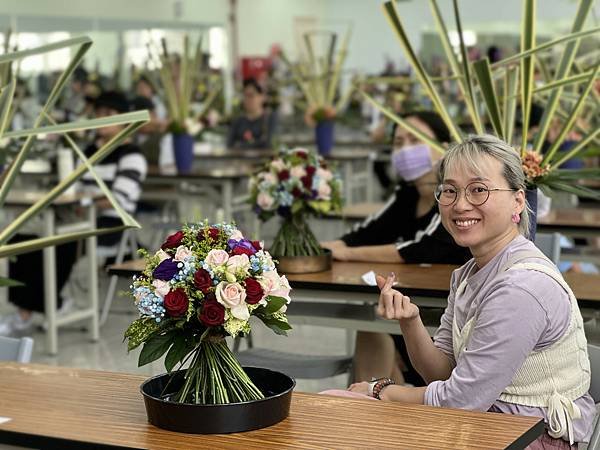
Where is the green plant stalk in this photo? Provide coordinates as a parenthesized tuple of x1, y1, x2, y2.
(551, 127, 600, 169)
(0, 117, 147, 245)
(381, 0, 462, 143)
(533, 70, 599, 94)
(326, 28, 351, 106)
(0, 77, 16, 139)
(519, 0, 536, 153)
(532, 0, 594, 153)
(473, 58, 505, 139)
(360, 91, 446, 154)
(175, 339, 264, 404)
(542, 63, 600, 166)
(503, 66, 519, 145)
(271, 215, 322, 257)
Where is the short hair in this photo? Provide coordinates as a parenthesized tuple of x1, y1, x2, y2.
(438, 134, 530, 237)
(391, 110, 451, 144)
(243, 77, 264, 94)
(130, 95, 155, 111)
(94, 90, 130, 114)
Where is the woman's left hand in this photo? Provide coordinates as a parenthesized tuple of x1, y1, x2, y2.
(347, 381, 370, 396)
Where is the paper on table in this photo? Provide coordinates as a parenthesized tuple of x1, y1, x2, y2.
(0, 417, 12, 425)
(361, 271, 377, 286)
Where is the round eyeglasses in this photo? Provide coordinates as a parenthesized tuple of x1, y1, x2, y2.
(434, 182, 518, 206)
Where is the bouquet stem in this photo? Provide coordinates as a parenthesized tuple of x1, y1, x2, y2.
(175, 339, 264, 404)
(270, 214, 323, 257)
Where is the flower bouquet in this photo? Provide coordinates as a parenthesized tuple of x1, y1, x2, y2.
(124, 221, 292, 409)
(249, 148, 343, 267)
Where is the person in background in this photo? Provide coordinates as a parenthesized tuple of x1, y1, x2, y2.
(322, 111, 471, 385)
(0, 91, 147, 336)
(326, 134, 594, 449)
(135, 75, 167, 122)
(227, 78, 277, 149)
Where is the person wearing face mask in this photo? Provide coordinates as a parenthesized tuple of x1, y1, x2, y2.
(321, 111, 471, 385)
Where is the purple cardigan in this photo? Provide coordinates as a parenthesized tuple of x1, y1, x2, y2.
(424, 235, 595, 443)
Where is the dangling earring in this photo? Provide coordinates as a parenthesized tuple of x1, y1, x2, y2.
(511, 212, 521, 224)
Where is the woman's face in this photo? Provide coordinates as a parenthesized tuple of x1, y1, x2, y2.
(243, 85, 264, 114)
(438, 155, 524, 255)
(392, 116, 444, 164)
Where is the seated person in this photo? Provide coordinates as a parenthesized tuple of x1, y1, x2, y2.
(328, 134, 595, 449)
(322, 111, 471, 384)
(0, 91, 147, 336)
(226, 78, 276, 149)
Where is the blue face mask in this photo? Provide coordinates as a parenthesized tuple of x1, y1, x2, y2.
(391, 144, 433, 181)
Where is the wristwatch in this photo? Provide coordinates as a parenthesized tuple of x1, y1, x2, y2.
(367, 377, 395, 400)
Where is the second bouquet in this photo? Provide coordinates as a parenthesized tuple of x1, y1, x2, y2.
(249, 148, 343, 260)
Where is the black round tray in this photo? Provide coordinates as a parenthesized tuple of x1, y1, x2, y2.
(140, 366, 295, 434)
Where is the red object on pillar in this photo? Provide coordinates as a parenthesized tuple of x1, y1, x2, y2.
(241, 57, 271, 81)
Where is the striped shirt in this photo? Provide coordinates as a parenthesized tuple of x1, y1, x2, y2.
(341, 182, 471, 264)
(80, 143, 147, 219)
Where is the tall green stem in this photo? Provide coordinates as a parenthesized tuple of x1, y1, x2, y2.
(270, 215, 322, 257)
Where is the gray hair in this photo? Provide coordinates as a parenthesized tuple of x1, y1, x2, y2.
(438, 134, 531, 238)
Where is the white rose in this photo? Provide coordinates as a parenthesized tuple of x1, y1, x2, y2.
(317, 167, 333, 181)
(290, 166, 307, 179)
(215, 281, 249, 320)
(271, 274, 291, 303)
(317, 181, 332, 200)
(226, 254, 250, 276)
(155, 249, 171, 262)
(174, 245, 193, 262)
(259, 270, 282, 296)
(262, 172, 277, 184)
(270, 159, 286, 171)
(205, 249, 229, 267)
(152, 279, 170, 297)
(229, 229, 244, 241)
(257, 192, 275, 210)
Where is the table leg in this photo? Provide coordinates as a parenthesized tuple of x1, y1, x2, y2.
(223, 180, 233, 222)
(42, 209, 58, 355)
(87, 204, 99, 341)
(343, 161, 353, 204)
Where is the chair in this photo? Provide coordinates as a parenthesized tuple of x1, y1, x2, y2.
(99, 228, 139, 326)
(534, 232, 561, 264)
(586, 344, 600, 450)
(0, 336, 34, 362)
(234, 335, 353, 380)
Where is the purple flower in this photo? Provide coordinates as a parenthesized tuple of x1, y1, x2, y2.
(228, 238, 257, 256)
(153, 259, 179, 281)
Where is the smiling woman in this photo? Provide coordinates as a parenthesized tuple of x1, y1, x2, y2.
(326, 134, 596, 449)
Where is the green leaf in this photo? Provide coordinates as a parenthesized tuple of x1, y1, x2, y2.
(258, 316, 292, 336)
(519, 0, 536, 152)
(139, 330, 177, 367)
(473, 58, 504, 139)
(503, 66, 519, 145)
(164, 334, 193, 373)
(124, 318, 161, 352)
(0, 276, 24, 287)
(263, 295, 288, 314)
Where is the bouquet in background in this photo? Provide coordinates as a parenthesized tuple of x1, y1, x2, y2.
(248, 148, 343, 257)
(124, 222, 292, 404)
(304, 105, 337, 127)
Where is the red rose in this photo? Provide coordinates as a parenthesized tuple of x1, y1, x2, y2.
(232, 246, 254, 256)
(197, 227, 220, 241)
(296, 150, 308, 159)
(199, 298, 225, 326)
(161, 231, 185, 249)
(251, 240, 262, 251)
(193, 269, 212, 293)
(306, 166, 316, 176)
(244, 278, 264, 305)
(278, 170, 290, 181)
(301, 175, 312, 189)
(164, 288, 189, 318)
(292, 187, 302, 198)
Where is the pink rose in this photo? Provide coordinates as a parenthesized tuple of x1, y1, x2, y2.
(317, 181, 332, 200)
(229, 229, 244, 241)
(205, 249, 229, 267)
(226, 254, 250, 276)
(271, 275, 291, 305)
(174, 245, 193, 261)
(317, 167, 333, 181)
(257, 192, 275, 210)
(152, 279, 170, 297)
(262, 172, 277, 184)
(215, 281, 249, 320)
(290, 166, 307, 179)
(155, 249, 171, 262)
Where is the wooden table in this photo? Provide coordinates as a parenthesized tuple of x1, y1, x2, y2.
(0, 362, 543, 449)
(107, 259, 600, 334)
(4, 190, 100, 354)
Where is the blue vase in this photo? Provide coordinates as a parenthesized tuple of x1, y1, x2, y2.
(172, 133, 194, 174)
(315, 121, 334, 156)
(525, 187, 538, 242)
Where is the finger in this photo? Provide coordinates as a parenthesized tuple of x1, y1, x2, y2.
(384, 292, 396, 319)
(394, 292, 407, 319)
(378, 272, 395, 292)
(402, 295, 415, 315)
(375, 274, 387, 289)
